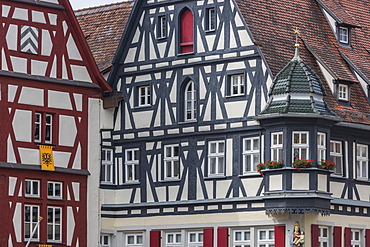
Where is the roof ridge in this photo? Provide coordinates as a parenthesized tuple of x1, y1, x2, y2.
(74, 0, 134, 16)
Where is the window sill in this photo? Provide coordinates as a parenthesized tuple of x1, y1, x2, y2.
(238, 172, 260, 178)
(204, 175, 226, 180)
(124, 181, 140, 185)
(178, 120, 197, 125)
(25, 195, 42, 199)
(205, 29, 216, 34)
(135, 105, 152, 109)
(177, 51, 195, 56)
(355, 178, 370, 183)
(47, 197, 64, 201)
(160, 178, 181, 183)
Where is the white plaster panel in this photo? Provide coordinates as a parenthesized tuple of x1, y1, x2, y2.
(2, 48, 8, 71)
(47, 13, 57, 25)
(317, 61, 334, 93)
(50, 55, 57, 78)
(48, 90, 72, 110)
(216, 180, 230, 199)
(169, 186, 179, 201)
(7, 136, 16, 163)
(11, 56, 27, 74)
(156, 186, 166, 202)
(6, 24, 18, 51)
(67, 35, 82, 60)
(71, 65, 92, 82)
(9, 177, 17, 196)
(13, 203, 22, 242)
(242, 177, 263, 196)
(205, 180, 213, 199)
(356, 184, 370, 201)
(135, 74, 151, 82)
(61, 57, 67, 79)
(19, 87, 44, 106)
(183, 67, 194, 75)
(41, 29, 53, 56)
(32, 10, 46, 23)
(62, 21, 68, 35)
(13, 110, 32, 142)
(292, 173, 309, 190)
(134, 188, 141, 203)
(72, 143, 81, 170)
(53, 151, 71, 168)
(31, 60, 48, 77)
(72, 182, 80, 201)
(239, 30, 253, 46)
(206, 35, 216, 51)
(13, 8, 28, 20)
(226, 139, 233, 176)
(18, 148, 40, 165)
(318, 174, 327, 191)
(227, 61, 246, 70)
(73, 93, 83, 112)
(2, 5, 10, 18)
(132, 111, 153, 129)
(67, 206, 75, 246)
(323, 9, 337, 35)
(59, 115, 77, 147)
(248, 92, 256, 117)
(224, 101, 247, 119)
(269, 174, 282, 191)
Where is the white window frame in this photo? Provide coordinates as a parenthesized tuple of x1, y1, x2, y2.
(206, 7, 216, 31)
(185, 81, 196, 121)
(126, 233, 144, 246)
(338, 84, 348, 101)
(158, 15, 167, 39)
(271, 132, 283, 160)
(101, 149, 114, 184)
(164, 145, 180, 179)
(101, 234, 111, 247)
(339, 26, 349, 44)
(243, 137, 260, 173)
(165, 232, 182, 247)
(34, 113, 52, 143)
(47, 181, 62, 199)
(188, 231, 203, 247)
(292, 131, 309, 160)
(208, 140, 225, 176)
(356, 144, 368, 179)
(230, 74, 245, 96)
(351, 229, 363, 247)
(45, 114, 52, 143)
(138, 85, 151, 106)
(34, 113, 42, 142)
(47, 206, 62, 242)
(233, 229, 251, 247)
(25, 205, 40, 241)
(25, 179, 40, 197)
(319, 226, 330, 247)
(330, 140, 343, 176)
(125, 149, 140, 183)
(318, 132, 326, 163)
(257, 228, 274, 247)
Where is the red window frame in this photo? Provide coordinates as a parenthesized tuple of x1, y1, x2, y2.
(180, 9, 194, 53)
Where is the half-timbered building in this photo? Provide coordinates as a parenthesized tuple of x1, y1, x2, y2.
(0, 0, 110, 246)
(95, 0, 370, 246)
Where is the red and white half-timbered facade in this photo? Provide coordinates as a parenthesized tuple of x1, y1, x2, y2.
(0, 0, 110, 246)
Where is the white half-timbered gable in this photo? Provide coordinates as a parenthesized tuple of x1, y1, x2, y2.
(0, 0, 109, 246)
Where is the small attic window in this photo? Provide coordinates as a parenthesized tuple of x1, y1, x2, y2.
(339, 27, 349, 44)
(338, 84, 348, 101)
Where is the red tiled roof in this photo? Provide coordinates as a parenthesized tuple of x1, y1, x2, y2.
(236, 0, 370, 125)
(318, 0, 360, 27)
(75, 1, 133, 72)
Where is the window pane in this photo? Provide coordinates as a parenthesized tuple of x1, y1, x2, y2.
(127, 236, 134, 244)
(137, 235, 143, 244)
(218, 142, 224, 152)
(245, 140, 251, 151)
(259, 231, 266, 240)
(190, 233, 196, 242)
(235, 232, 241, 241)
(245, 231, 250, 240)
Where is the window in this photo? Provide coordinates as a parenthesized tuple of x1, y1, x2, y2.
(126, 233, 143, 246)
(34, 113, 53, 143)
(47, 181, 62, 199)
(180, 9, 194, 53)
(166, 232, 182, 247)
(25, 205, 40, 240)
(229, 74, 245, 96)
(164, 145, 180, 179)
(356, 144, 368, 179)
(318, 132, 326, 163)
(339, 27, 349, 44)
(243, 137, 260, 173)
(271, 132, 283, 160)
(208, 141, 225, 176)
(188, 231, 203, 247)
(138, 85, 151, 106)
(101, 234, 111, 247)
(319, 226, 330, 247)
(292, 131, 309, 160)
(101, 149, 114, 183)
(257, 229, 274, 247)
(158, 15, 167, 39)
(25, 180, 40, 197)
(330, 140, 343, 175)
(351, 229, 362, 247)
(206, 7, 216, 31)
(338, 84, 348, 101)
(125, 149, 139, 182)
(47, 207, 61, 242)
(185, 81, 196, 121)
(233, 229, 251, 247)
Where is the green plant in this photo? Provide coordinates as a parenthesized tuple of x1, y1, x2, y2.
(257, 159, 283, 174)
(320, 160, 336, 170)
(292, 159, 314, 170)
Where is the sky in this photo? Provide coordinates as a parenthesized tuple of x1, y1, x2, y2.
(69, 0, 120, 10)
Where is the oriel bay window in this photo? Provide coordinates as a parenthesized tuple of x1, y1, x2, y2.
(271, 132, 283, 160)
(125, 148, 140, 182)
(356, 144, 368, 179)
(34, 112, 53, 143)
(317, 132, 326, 162)
(292, 131, 309, 160)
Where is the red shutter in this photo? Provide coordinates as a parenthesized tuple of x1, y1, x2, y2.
(366, 229, 370, 247)
(217, 228, 228, 247)
(344, 227, 352, 247)
(180, 9, 194, 53)
(311, 224, 319, 247)
(274, 225, 285, 247)
(150, 230, 161, 247)
(333, 226, 342, 247)
(203, 228, 214, 247)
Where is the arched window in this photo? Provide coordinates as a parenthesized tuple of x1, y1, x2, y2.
(180, 9, 194, 53)
(185, 81, 196, 121)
